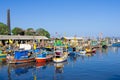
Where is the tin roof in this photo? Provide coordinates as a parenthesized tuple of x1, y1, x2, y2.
(0, 35, 48, 40)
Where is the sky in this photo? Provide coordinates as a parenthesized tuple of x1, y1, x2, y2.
(0, 0, 120, 38)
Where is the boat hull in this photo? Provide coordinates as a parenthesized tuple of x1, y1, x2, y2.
(80, 51, 86, 54)
(0, 54, 7, 57)
(36, 58, 46, 63)
(53, 52, 68, 63)
(53, 58, 67, 63)
(7, 58, 35, 64)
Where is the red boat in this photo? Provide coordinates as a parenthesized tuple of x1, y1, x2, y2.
(36, 52, 53, 63)
(36, 57, 46, 63)
(92, 48, 96, 53)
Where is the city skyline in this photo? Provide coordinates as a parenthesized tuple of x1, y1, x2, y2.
(0, 0, 120, 37)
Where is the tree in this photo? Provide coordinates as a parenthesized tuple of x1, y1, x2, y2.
(0, 22, 9, 35)
(36, 28, 50, 38)
(12, 27, 24, 35)
(25, 28, 35, 35)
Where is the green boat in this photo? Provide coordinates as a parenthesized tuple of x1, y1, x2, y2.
(0, 50, 6, 62)
(0, 54, 7, 57)
(0, 50, 7, 57)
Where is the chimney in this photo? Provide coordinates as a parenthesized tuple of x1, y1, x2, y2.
(7, 9, 11, 35)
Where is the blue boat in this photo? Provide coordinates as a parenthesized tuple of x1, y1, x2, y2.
(112, 42, 120, 47)
(6, 50, 35, 64)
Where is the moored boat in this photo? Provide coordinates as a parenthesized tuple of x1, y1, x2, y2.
(85, 47, 96, 53)
(53, 48, 68, 63)
(85, 48, 92, 53)
(36, 52, 47, 63)
(92, 48, 96, 53)
(112, 42, 120, 47)
(0, 54, 7, 57)
(36, 51, 53, 63)
(80, 50, 86, 54)
(6, 50, 35, 64)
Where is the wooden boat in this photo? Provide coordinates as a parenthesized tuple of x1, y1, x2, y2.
(102, 45, 108, 49)
(85, 48, 96, 53)
(0, 50, 8, 57)
(6, 50, 35, 64)
(0, 57, 6, 62)
(53, 48, 68, 63)
(80, 50, 86, 54)
(101, 40, 108, 48)
(85, 48, 92, 53)
(36, 51, 53, 63)
(92, 48, 96, 53)
(112, 42, 120, 47)
(0, 54, 7, 57)
(34, 48, 41, 53)
(68, 47, 73, 54)
(36, 52, 46, 63)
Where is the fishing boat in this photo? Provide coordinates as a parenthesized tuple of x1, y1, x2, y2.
(6, 50, 35, 64)
(112, 42, 120, 47)
(80, 50, 86, 54)
(85, 48, 92, 53)
(68, 47, 73, 54)
(0, 56, 6, 62)
(0, 53, 7, 57)
(101, 40, 108, 48)
(85, 47, 96, 53)
(53, 48, 68, 63)
(92, 48, 96, 53)
(36, 51, 53, 63)
(36, 52, 46, 63)
(0, 50, 8, 57)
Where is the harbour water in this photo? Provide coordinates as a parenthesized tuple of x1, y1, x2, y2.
(0, 47, 120, 80)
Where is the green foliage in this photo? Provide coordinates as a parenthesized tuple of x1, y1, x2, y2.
(36, 28, 50, 38)
(12, 27, 24, 35)
(0, 21, 51, 37)
(25, 28, 35, 35)
(0, 22, 9, 35)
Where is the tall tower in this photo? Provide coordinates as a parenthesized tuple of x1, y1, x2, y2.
(7, 9, 11, 35)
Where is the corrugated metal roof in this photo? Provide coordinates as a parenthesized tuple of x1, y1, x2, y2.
(0, 35, 48, 40)
(63, 37, 83, 40)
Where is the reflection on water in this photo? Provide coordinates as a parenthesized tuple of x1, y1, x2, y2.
(1, 47, 120, 80)
(53, 61, 68, 80)
(8, 62, 36, 80)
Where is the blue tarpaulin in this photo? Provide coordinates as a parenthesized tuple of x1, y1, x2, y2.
(37, 52, 46, 58)
(34, 48, 40, 53)
(14, 50, 29, 60)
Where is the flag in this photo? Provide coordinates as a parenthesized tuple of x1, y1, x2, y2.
(9, 39, 13, 44)
(33, 43, 37, 50)
(64, 32, 66, 37)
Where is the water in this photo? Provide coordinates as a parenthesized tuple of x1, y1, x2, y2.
(0, 47, 120, 80)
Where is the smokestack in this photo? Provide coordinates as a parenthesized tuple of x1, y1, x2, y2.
(7, 9, 11, 35)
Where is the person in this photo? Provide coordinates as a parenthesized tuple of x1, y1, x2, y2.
(28, 52, 33, 58)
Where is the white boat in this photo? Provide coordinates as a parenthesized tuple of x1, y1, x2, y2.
(53, 48, 68, 63)
(80, 50, 86, 54)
